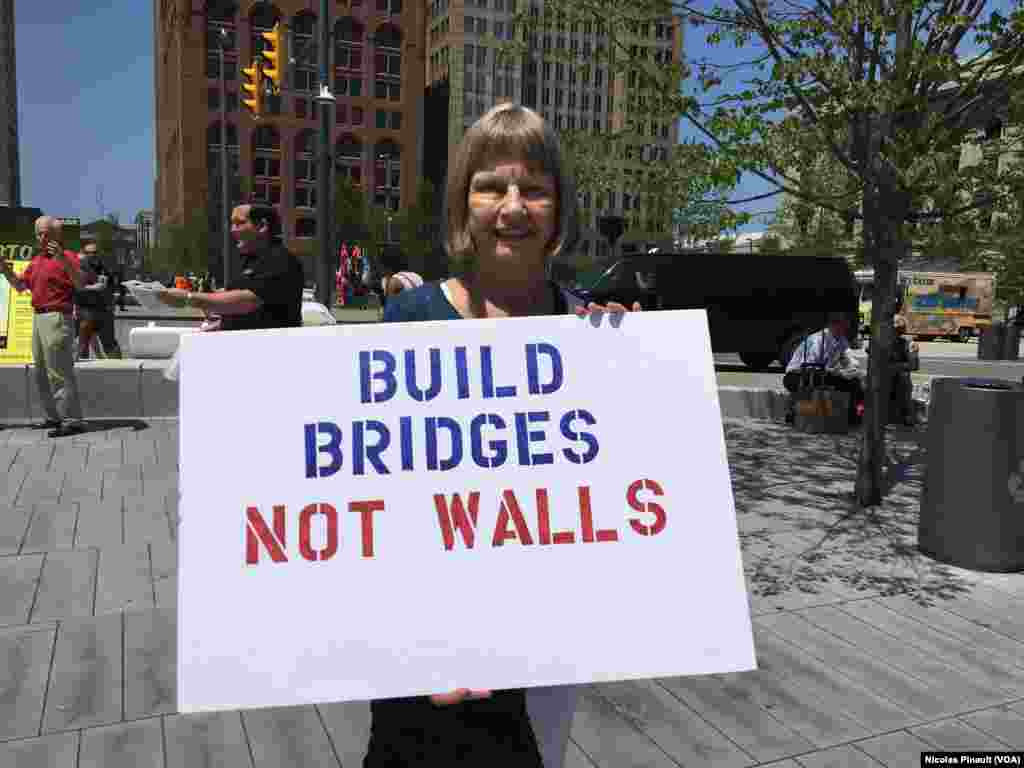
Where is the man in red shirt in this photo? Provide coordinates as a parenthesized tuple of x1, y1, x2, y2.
(0, 216, 86, 437)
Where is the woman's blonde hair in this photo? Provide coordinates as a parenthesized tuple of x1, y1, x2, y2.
(444, 102, 578, 275)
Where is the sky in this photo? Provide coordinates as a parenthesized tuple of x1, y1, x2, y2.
(14, 0, 154, 225)
(10, 0, 1019, 232)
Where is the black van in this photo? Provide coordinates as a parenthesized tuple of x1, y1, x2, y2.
(566, 251, 860, 370)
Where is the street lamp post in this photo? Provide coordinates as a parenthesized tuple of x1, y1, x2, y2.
(315, 0, 334, 307)
(219, 28, 232, 290)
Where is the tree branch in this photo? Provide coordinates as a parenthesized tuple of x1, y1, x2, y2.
(734, 0, 866, 183)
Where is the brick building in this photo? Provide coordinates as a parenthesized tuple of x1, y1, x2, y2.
(154, 0, 426, 273)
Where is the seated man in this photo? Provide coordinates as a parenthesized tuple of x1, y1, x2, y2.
(783, 312, 865, 425)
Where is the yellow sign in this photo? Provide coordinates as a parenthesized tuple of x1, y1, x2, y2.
(0, 259, 35, 365)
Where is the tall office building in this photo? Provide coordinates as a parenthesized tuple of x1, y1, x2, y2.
(155, 0, 426, 269)
(0, 0, 21, 207)
(425, 0, 683, 262)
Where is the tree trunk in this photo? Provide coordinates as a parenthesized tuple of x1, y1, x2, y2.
(855, 187, 908, 507)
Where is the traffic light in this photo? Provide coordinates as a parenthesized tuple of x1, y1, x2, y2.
(261, 23, 281, 93)
(242, 59, 262, 116)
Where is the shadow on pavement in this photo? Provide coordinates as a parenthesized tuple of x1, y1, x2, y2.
(725, 419, 974, 606)
(84, 419, 151, 434)
(716, 363, 785, 374)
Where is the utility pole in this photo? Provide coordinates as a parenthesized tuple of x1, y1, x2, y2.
(0, 0, 21, 207)
(315, 0, 335, 306)
(219, 28, 232, 289)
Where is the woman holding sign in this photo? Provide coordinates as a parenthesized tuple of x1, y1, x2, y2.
(363, 103, 638, 768)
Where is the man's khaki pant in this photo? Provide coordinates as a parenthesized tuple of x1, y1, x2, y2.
(32, 312, 84, 425)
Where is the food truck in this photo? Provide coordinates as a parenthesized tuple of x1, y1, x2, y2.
(854, 269, 995, 341)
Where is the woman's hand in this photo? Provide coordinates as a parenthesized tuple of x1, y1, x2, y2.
(574, 300, 642, 317)
(429, 689, 493, 706)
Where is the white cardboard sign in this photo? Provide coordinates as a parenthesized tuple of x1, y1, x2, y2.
(177, 310, 756, 713)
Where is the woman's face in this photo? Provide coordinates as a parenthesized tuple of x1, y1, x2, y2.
(467, 157, 558, 275)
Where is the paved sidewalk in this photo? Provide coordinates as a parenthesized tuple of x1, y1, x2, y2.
(1, 418, 1022, 767)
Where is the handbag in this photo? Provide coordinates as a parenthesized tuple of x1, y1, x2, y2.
(791, 333, 850, 433)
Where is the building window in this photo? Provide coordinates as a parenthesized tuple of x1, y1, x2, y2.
(208, 87, 239, 112)
(336, 44, 362, 70)
(296, 218, 316, 238)
(353, 107, 364, 125)
(335, 16, 365, 99)
(207, 120, 242, 211)
(595, 68, 604, 87)
(555, 88, 563, 107)
(374, 140, 402, 213)
(335, 76, 363, 97)
(294, 130, 317, 210)
(337, 103, 348, 124)
(295, 97, 308, 118)
(376, 50, 401, 77)
(295, 187, 317, 208)
(542, 88, 550, 106)
(206, 55, 238, 80)
(206, 6, 238, 83)
(337, 135, 364, 184)
(252, 125, 282, 195)
(290, 12, 318, 96)
(476, 46, 487, 67)
(465, 44, 475, 67)
(594, 94, 602, 112)
(376, 109, 403, 130)
(377, 0, 403, 14)
(375, 80, 401, 100)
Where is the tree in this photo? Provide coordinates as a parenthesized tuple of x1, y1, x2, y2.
(515, 0, 1024, 507)
(362, 203, 390, 283)
(335, 174, 366, 249)
(147, 209, 213, 278)
(771, 151, 861, 258)
(394, 179, 441, 277)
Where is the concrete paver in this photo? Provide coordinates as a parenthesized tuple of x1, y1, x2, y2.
(0, 417, 1021, 766)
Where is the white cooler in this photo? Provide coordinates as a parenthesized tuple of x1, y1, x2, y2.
(129, 323, 197, 358)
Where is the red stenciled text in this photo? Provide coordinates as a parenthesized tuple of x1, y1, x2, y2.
(245, 500, 383, 564)
(433, 479, 667, 550)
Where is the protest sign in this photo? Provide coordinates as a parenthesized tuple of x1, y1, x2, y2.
(177, 310, 756, 713)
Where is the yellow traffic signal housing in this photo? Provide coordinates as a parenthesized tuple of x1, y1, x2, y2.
(261, 23, 282, 92)
(242, 59, 262, 115)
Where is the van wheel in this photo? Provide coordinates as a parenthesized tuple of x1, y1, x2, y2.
(958, 328, 972, 342)
(739, 351, 776, 370)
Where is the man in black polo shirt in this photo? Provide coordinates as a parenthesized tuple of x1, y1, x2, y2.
(156, 204, 303, 329)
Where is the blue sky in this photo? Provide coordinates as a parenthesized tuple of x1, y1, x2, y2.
(15, 0, 154, 225)
(12, 0, 1018, 232)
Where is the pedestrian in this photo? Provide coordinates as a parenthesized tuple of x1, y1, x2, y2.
(154, 203, 303, 330)
(884, 315, 919, 426)
(364, 102, 638, 768)
(382, 270, 424, 297)
(0, 216, 86, 437)
(335, 267, 348, 307)
(75, 241, 122, 359)
(783, 312, 865, 426)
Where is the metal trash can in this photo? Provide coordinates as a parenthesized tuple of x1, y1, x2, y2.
(919, 377, 1024, 571)
(978, 323, 1006, 360)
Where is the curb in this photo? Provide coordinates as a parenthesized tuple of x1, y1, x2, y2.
(0, 365, 934, 423)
